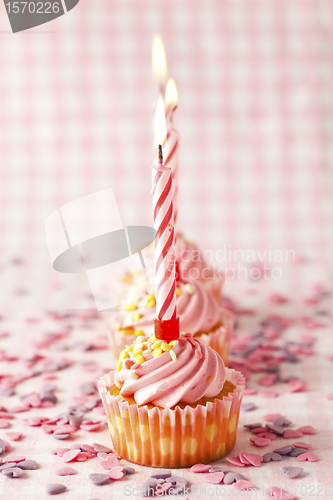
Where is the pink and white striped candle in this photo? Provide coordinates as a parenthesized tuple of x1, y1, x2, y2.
(164, 79, 179, 239)
(152, 145, 177, 321)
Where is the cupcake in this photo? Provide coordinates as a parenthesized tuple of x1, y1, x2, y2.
(114, 234, 224, 306)
(109, 279, 235, 365)
(98, 332, 245, 468)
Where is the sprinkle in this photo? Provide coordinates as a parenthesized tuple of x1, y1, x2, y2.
(226, 456, 245, 467)
(161, 343, 171, 352)
(122, 304, 136, 311)
(297, 425, 316, 435)
(135, 329, 145, 337)
(239, 452, 263, 467)
(203, 471, 224, 484)
(146, 296, 156, 308)
(2, 467, 24, 478)
(250, 437, 271, 447)
(153, 348, 162, 358)
(135, 355, 145, 365)
(88, 473, 110, 485)
(133, 343, 144, 351)
(133, 349, 143, 357)
(114, 380, 122, 389)
(282, 466, 303, 478)
(262, 452, 281, 462)
(190, 464, 211, 473)
(62, 450, 80, 462)
(128, 372, 139, 380)
(283, 429, 303, 439)
(152, 341, 162, 350)
(46, 483, 68, 495)
(173, 340, 179, 346)
(119, 350, 129, 360)
(17, 460, 38, 470)
(6, 455, 26, 463)
(170, 350, 177, 361)
(132, 313, 142, 321)
(116, 361, 122, 372)
(136, 335, 147, 343)
(108, 465, 124, 480)
(233, 480, 256, 491)
(56, 467, 76, 476)
(184, 283, 194, 294)
(175, 287, 182, 296)
(123, 466, 136, 475)
(3, 432, 22, 441)
(223, 472, 246, 484)
(293, 442, 313, 449)
(297, 452, 318, 462)
(263, 413, 282, 422)
(150, 334, 156, 342)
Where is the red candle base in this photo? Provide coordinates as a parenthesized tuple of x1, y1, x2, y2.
(154, 317, 180, 342)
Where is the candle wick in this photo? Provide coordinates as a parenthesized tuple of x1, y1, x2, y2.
(158, 144, 163, 164)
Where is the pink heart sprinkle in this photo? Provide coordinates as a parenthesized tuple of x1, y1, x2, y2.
(76, 452, 88, 462)
(286, 380, 307, 393)
(190, 463, 212, 473)
(297, 425, 316, 435)
(203, 472, 224, 484)
(251, 427, 268, 434)
(257, 374, 277, 387)
(108, 466, 124, 480)
(297, 452, 318, 462)
(63, 450, 81, 462)
(100, 457, 120, 470)
(283, 429, 303, 439)
(263, 413, 282, 422)
(327, 393, 333, 400)
(250, 437, 271, 447)
(2, 439, 12, 452)
(226, 456, 245, 467)
(257, 391, 278, 398)
(239, 453, 251, 465)
(56, 467, 76, 476)
(241, 452, 263, 467)
(0, 420, 10, 429)
(244, 388, 257, 395)
(293, 442, 313, 449)
(234, 480, 256, 490)
(6, 454, 25, 463)
(80, 423, 101, 432)
(3, 432, 22, 441)
(257, 432, 277, 441)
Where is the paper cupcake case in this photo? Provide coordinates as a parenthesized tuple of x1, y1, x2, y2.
(108, 306, 235, 367)
(98, 367, 245, 468)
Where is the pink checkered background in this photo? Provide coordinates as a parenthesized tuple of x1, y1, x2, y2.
(0, 2, 333, 499)
(1, 0, 333, 271)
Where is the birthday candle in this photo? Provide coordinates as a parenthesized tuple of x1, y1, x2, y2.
(164, 78, 179, 239)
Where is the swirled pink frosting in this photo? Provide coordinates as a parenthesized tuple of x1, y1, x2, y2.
(115, 335, 225, 408)
(121, 279, 221, 334)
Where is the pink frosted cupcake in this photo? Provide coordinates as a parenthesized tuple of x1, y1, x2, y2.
(109, 279, 234, 365)
(99, 332, 244, 468)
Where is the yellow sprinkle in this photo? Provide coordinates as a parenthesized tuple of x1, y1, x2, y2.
(125, 345, 133, 352)
(169, 340, 174, 346)
(121, 327, 135, 336)
(150, 334, 157, 342)
(119, 350, 129, 360)
(170, 350, 177, 361)
(132, 313, 142, 321)
(152, 341, 162, 350)
(135, 329, 145, 337)
(135, 355, 145, 365)
(176, 287, 182, 297)
(153, 348, 163, 357)
(146, 295, 156, 308)
(117, 361, 122, 372)
(122, 304, 137, 311)
(128, 371, 139, 380)
(133, 349, 143, 357)
(161, 343, 172, 351)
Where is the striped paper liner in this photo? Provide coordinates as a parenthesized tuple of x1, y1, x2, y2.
(98, 367, 245, 468)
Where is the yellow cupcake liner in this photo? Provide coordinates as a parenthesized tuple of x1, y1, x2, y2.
(98, 367, 244, 468)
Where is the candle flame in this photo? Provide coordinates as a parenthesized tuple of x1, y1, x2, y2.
(165, 78, 178, 116)
(152, 34, 168, 90)
(154, 96, 167, 152)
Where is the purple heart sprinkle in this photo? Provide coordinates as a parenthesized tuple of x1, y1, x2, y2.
(282, 466, 303, 478)
(46, 483, 68, 495)
(2, 467, 24, 478)
(17, 460, 38, 470)
(262, 452, 282, 463)
(223, 472, 246, 485)
(273, 445, 294, 455)
(88, 473, 110, 486)
(150, 469, 172, 479)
